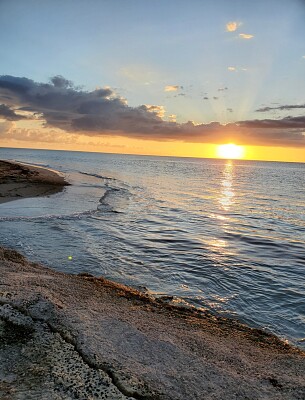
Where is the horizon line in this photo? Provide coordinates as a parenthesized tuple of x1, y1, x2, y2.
(1, 146, 304, 165)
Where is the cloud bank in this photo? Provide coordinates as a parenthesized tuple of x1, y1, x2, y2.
(0, 75, 305, 147)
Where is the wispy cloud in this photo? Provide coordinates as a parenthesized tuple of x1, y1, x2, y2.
(1, 75, 305, 148)
(226, 21, 241, 32)
(227, 66, 247, 72)
(256, 104, 305, 112)
(239, 33, 254, 39)
(164, 85, 180, 92)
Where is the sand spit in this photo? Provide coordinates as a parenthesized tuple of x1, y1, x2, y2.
(0, 247, 304, 399)
(0, 160, 69, 203)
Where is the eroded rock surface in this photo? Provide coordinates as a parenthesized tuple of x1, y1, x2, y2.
(0, 305, 133, 399)
(0, 247, 305, 399)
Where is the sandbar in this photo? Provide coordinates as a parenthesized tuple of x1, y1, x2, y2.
(0, 160, 69, 204)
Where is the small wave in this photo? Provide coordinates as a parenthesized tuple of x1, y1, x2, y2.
(79, 171, 133, 191)
(97, 186, 130, 213)
(0, 209, 98, 222)
(79, 171, 115, 181)
(99, 187, 121, 204)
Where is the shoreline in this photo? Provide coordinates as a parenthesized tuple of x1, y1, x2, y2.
(0, 246, 304, 399)
(0, 159, 69, 204)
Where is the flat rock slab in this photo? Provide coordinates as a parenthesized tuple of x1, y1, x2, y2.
(0, 247, 304, 399)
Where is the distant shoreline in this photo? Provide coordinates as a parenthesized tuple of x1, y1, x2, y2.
(0, 159, 69, 204)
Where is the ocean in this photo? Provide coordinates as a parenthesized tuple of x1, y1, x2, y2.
(0, 147, 304, 348)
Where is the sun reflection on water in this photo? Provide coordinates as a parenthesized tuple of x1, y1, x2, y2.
(219, 161, 235, 211)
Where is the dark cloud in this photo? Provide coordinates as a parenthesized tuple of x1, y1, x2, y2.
(1, 75, 305, 148)
(213, 97, 219, 100)
(236, 116, 305, 129)
(256, 104, 305, 112)
(50, 75, 74, 89)
(203, 97, 209, 100)
(0, 104, 27, 120)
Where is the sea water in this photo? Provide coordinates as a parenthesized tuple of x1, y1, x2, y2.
(0, 147, 304, 347)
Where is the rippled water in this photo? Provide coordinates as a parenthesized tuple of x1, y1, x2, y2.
(0, 148, 304, 347)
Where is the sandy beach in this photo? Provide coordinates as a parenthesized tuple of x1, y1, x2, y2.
(0, 160, 69, 204)
(0, 161, 305, 399)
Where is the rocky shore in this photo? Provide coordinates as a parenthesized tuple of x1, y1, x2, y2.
(0, 247, 304, 399)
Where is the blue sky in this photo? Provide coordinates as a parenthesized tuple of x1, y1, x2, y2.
(0, 0, 305, 157)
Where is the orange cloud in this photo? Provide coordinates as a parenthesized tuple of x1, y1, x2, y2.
(226, 21, 241, 32)
(164, 85, 179, 92)
(144, 104, 165, 118)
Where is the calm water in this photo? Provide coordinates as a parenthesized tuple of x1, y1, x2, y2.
(0, 148, 304, 347)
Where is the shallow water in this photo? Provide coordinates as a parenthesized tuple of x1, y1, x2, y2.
(0, 147, 304, 347)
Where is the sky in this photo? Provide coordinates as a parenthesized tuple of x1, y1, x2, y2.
(0, 0, 305, 162)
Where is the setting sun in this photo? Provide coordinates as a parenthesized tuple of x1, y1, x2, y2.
(217, 144, 245, 159)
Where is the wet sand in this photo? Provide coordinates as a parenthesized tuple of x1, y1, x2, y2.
(0, 160, 69, 203)
(0, 161, 304, 399)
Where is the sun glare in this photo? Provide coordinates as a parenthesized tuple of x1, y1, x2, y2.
(217, 144, 245, 159)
